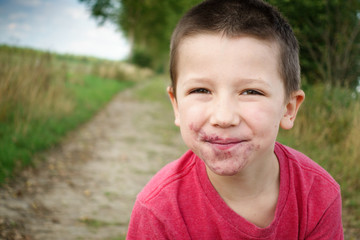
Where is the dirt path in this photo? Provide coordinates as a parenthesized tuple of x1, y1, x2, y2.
(0, 82, 186, 240)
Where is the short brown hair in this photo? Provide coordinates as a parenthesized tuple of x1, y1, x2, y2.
(169, 0, 300, 99)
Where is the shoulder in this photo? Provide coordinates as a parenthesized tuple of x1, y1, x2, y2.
(275, 142, 340, 192)
(128, 150, 198, 239)
(136, 150, 198, 205)
(275, 142, 343, 235)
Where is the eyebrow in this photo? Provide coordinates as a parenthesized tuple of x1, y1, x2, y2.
(181, 76, 273, 89)
(180, 77, 212, 87)
(238, 78, 272, 88)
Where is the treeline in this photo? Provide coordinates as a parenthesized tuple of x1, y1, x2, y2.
(79, 0, 360, 90)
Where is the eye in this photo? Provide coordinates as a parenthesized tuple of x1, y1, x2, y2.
(241, 89, 264, 95)
(189, 88, 211, 94)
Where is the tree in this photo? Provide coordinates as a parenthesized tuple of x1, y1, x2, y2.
(79, 0, 201, 71)
(268, 0, 360, 88)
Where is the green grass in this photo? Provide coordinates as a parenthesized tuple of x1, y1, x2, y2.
(67, 75, 134, 120)
(79, 217, 127, 239)
(0, 75, 133, 183)
(79, 217, 124, 228)
(107, 235, 126, 240)
(134, 75, 170, 103)
(133, 76, 186, 148)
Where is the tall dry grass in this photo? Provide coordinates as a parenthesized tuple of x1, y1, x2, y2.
(90, 60, 153, 81)
(0, 46, 73, 134)
(0, 46, 152, 134)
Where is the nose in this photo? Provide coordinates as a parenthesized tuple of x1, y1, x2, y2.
(209, 95, 240, 128)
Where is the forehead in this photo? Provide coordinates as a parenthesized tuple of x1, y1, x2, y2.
(176, 33, 282, 82)
(178, 32, 280, 59)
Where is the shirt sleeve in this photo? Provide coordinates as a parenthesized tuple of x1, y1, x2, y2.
(305, 193, 344, 240)
(126, 200, 169, 240)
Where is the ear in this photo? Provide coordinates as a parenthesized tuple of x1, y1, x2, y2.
(167, 86, 180, 127)
(280, 90, 305, 130)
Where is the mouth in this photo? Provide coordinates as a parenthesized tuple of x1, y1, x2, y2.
(202, 136, 248, 151)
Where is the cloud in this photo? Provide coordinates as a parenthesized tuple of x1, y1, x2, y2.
(8, 23, 17, 30)
(9, 12, 28, 20)
(86, 26, 119, 41)
(67, 38, 130, 60)
(0, 0, 130, 60)
(65, 7, 88, 20)
(4, 22, 31, 42)
(65, 24, 130, 60)
(7, 22, 31, 31)
(14, 0, 42, 7)
(21, 23, 32, 31)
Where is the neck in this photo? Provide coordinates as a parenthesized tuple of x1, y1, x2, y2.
(206, 151, 280, 202)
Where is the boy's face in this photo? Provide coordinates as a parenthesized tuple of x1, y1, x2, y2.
(168, 34, 304, 176)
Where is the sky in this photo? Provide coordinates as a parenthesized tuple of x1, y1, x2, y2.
(0, 0, 131, 60)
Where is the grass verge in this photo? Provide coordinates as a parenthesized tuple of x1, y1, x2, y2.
(0, 45, 135, 184)
(0, 75, 133, 183)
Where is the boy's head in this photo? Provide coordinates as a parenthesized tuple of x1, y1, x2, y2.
(169, 0, 300, 100)
(167, 0, 305, 176)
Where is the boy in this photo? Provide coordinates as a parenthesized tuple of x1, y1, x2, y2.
(127, 0, 344, 239)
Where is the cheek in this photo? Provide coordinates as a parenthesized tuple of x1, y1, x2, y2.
(245, 103, 283, 132)
(178, 102, 207, 127)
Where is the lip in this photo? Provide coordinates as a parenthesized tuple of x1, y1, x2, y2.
(203, 137, 247, 151)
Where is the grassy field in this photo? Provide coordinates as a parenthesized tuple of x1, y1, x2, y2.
(0, 45, 139, 184)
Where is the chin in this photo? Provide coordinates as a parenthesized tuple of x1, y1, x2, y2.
(202, 155, 250, 177)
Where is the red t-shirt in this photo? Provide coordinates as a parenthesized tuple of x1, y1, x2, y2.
(127, 142, 343, 239)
